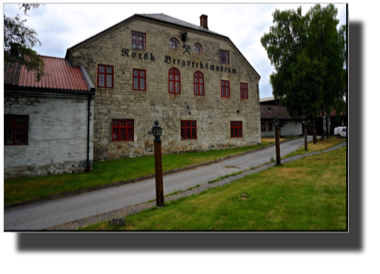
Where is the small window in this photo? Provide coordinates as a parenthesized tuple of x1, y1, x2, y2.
(267, 122, 273, 132)
(98, 65, 113, 88)
(133, 69, 146, 91)
(261, 122, 266, 132)
(240, 83, 248, 99)
(194, 71, 204, 96)
(343, 128, 346, 132)
(112, 119, 134, 142)
(169, 68, 181, 94)
(194, 43, 203, 54)
(181, 120, 197, 140)
(169, 38, 179, 50)
(220, 49, 229, 65)
(4, 115, 28, 146)
(221, 80, 230, 98)
(231, 121, 243, 138)
(132, 31, 146, 50)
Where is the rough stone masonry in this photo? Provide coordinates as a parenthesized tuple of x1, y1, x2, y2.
(67, 14, 261, 161)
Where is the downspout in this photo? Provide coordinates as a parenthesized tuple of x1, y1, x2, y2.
(87, 94, 91, 172)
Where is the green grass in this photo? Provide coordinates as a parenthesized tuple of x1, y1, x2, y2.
(282, 136, 346, 159)
(4, 142, 271, 205)
(81, 146, 347, 231)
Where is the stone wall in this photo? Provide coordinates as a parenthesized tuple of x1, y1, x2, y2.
(68, 17, 261, 161)
(4, 91, 94, 179)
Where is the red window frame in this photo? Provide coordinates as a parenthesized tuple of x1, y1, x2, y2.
(98, 65, 113, 88)
(181, 120, 197, 140)
(221, 80, 230, 98)
(194, 71, 204, 96)
(220, 49, 229, 65)
(267, 122, 273, 132)
(240, 83, 248, 99)
(261, 122, 266, 132)
(132, 31, 146, 50)
(168, 68, 181, 94)
(194, 43, 203, 54)
(112, 119, 134, 142)
(4, 115, 28, 146)
(231, 121, 243, 138)
(133, 69, 146, 91)
(169, 38, 179, 50)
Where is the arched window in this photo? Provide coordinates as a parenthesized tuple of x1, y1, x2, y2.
(169, 38, 179, 50)
(169, 68, 181, 94)
(194, 71, 204, 96)
(194, 43, 203, 54)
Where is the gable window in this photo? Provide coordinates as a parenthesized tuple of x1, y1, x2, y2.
(112, 119, 134, 142)
(133, 69, 146, 91)
(132, 31, 146, 50)
(221, 80, 230, 98)
(261, 122, 266, 132)
(169, 68, 181, 94)
(240, 83, 248, 99)
(231, 121, 243, 138)
(169, 38, 179, 50)
(4, 115, 28, 146)
(194, 71, 204, 96)
(98, 65, 113, 88)
(181, 120, 197, 140)
(194, 43, 203, 54)
(220, 49, 229, 65)
(267, 122, 273, 132)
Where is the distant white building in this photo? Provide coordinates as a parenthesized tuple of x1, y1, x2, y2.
(260, 96, 302, 138)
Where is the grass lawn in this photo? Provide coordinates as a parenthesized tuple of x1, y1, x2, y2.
(81, 145, 347, 231)
(5, 142, 272, 205)
(283, 136, 346, 159)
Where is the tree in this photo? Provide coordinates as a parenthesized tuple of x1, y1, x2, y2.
(261, 4, 346, 148)
(4, 4, 46, 81)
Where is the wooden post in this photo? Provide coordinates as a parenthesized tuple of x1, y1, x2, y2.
(154, 139, 164, 207)
(313, 123, 317, 144)
(275, 127, 281, 165)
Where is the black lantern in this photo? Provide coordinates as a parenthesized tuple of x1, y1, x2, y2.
(151, 120, 163, 141)
(273, 118, 280, 129)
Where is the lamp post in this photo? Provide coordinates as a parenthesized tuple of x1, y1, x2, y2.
(151, 120, 164, 207)
(273, 118, 281, 165)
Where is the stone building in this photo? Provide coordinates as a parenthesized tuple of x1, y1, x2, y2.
(260, 96, 302, 138)
(65, 13, 261, 161)
(4, 56, 95, 178)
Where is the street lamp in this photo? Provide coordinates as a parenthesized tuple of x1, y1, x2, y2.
(151, 120, 164, 207)
(273, 118, 281, 165)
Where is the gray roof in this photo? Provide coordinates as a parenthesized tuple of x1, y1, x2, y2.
(137, 13, 224, 36)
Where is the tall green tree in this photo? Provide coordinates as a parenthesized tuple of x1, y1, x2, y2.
(4, 4, 46, 81)
(261, 4, 346, 147)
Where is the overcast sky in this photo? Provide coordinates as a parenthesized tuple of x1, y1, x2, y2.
(3, 3, 346, 99)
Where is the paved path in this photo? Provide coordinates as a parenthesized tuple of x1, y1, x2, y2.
(5, 137, 321, 230)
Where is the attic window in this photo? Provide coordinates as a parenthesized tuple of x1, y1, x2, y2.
(268, 107, 271, 112)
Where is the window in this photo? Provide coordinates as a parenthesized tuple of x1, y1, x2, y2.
(267, 122, 273, 132)
(169, 68, 181, 94)
(169, 38, 179, 50)
(132, 31, 146, 50)
(261, 122, 266, 132)
(220, 49, 229, 65)
(112, 119, 134, 142)
(194, 43, 203, 54)
(231, 121, 243, 138)
(181, 120, 197, 140)
(133, 69, 146, 91)
(240, 83, 248, 99)
(194, 71, 204, 96)
(221, 80, 230, 98)
(98, 65, 113, 88)
(4, 115, 28, 145)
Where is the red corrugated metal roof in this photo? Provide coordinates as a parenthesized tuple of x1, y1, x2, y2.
(18, 56, 89, 91)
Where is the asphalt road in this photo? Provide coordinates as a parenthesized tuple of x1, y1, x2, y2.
(4, 136, 313, 230)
